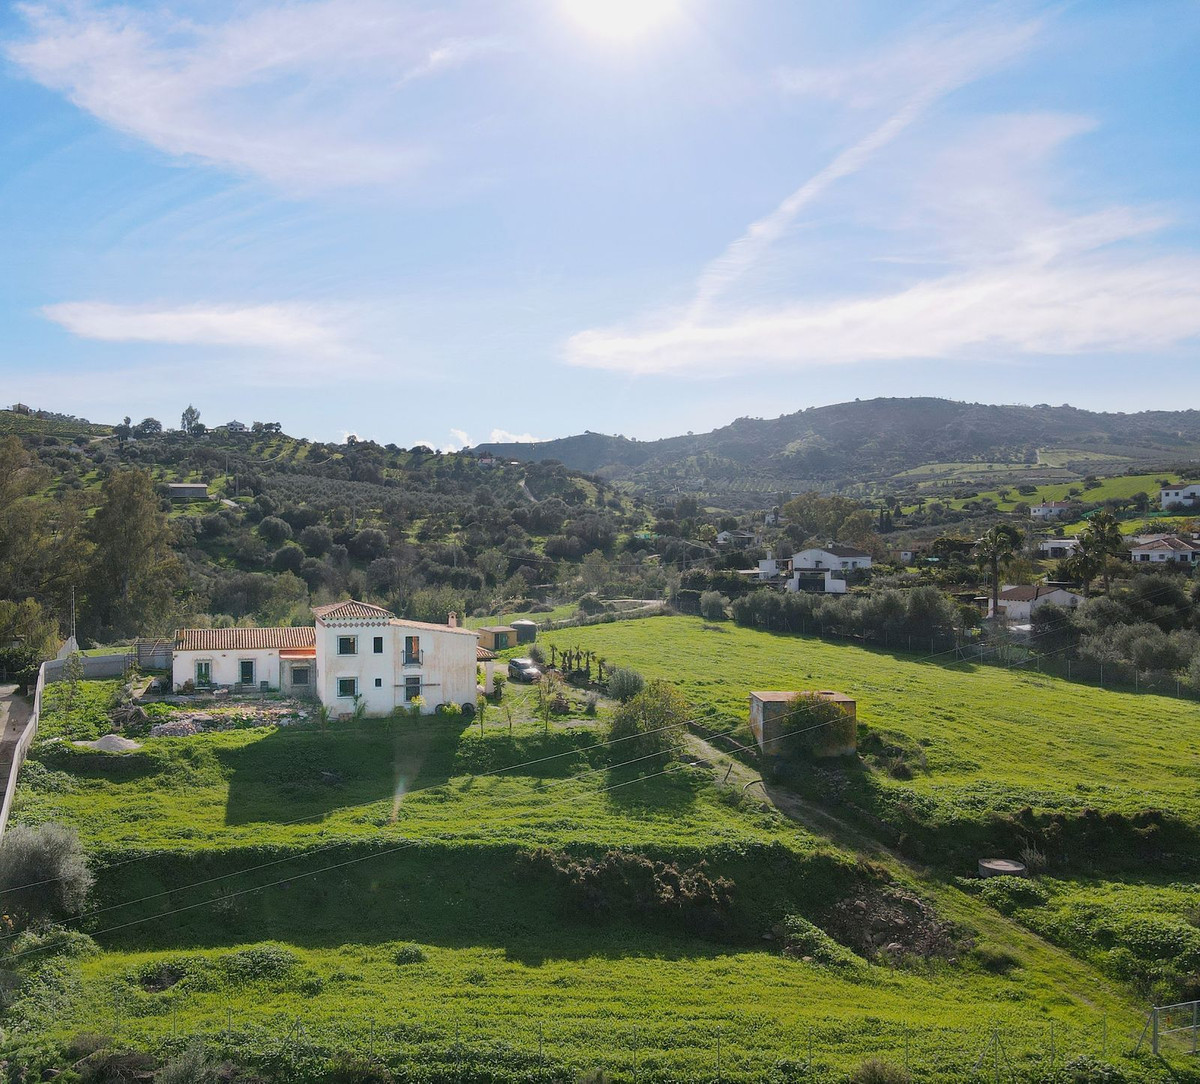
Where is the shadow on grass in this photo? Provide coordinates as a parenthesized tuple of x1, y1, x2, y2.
(603, 759, 702, 815)
(219, 717, 470, 826)
(89, 844, 758, 966)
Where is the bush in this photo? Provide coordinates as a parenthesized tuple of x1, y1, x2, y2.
(851, 1059, 910, 1084)
(1060, 1056, 1125, 1084)
(699, 590, 730, 621)
(155, 1042, 220, 1084)
(607, 680, 688, 760)
(975, 875, 1048, 914)
(219, 943, 297, 983)
(607, 667, 644, 702)
(0, 823, 93, 929)
(778, 914, 861, 968)
(392, 944, 426, 965)
(523, 848, 734, 935)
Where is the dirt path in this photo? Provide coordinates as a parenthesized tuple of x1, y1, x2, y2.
(0, 682, 34, 787)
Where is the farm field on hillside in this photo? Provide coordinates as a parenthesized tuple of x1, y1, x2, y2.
(559, 617, 1200, 829)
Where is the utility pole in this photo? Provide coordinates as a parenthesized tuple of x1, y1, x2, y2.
(70, 585, 76, 642)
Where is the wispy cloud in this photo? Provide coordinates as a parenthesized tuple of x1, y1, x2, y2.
(8, 1, 498, 191)
(563, 15, 1200, 377)
(690, 17, 1041, 316)
(42, 301, 347, 352)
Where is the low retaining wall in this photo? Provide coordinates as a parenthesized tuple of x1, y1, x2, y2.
(0, 664, 44, 839)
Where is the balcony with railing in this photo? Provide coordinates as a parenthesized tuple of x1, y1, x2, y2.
(403, 650, 424, 667)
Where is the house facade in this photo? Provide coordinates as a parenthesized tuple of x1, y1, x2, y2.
(172, 626, 317, 694)
(1037, 537, 1081, 559)
(1130, 536, 1200, 565)
(989, 584, 1084, 622)
(1030, 501, 1073, 520)
(312, 601, 479, 715)
(1160, 483, 1200, 510)
(791, 545, 872, 571)
(173, 601, 479, 715)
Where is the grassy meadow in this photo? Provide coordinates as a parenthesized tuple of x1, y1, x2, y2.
(10, 619, 1200, 1079)
(558, 616, 1200, 830)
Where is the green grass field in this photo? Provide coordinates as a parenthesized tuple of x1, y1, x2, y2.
(558, 617, 1200, 830)
(10, 622, 1200, 1080)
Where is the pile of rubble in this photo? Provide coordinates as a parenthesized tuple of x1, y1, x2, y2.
(146, 702, 311, 738)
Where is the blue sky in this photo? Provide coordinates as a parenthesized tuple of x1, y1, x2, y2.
(2, 0, 1199, 448)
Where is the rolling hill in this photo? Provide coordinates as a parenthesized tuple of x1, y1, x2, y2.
(479, 397, 1200, 504)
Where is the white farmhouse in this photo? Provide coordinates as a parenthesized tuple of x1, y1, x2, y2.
(791, 545, 873, 571)
(312, 600, 478, 715)
(1037, 537, 1082, 559)
(172, 626, 317, 694)
(1030, 501, 1073, 521)
(1160, 483, 1200, 510)
(173, 600, 480, 716)
(989, 584, 1084, 622)
(1129, 536, 1200, 565)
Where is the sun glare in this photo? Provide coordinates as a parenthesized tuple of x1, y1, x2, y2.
(562, 0, 681, 40)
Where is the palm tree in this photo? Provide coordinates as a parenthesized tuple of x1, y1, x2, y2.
(1062, 550, 1102, 598)
(1079, 510, 1124, 594)
(974, 525, 1021, 618)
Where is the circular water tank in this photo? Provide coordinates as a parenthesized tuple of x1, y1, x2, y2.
(978, 858, 1027, 878)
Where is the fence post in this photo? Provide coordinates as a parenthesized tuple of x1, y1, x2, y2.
(1152, 1007, 1159, 1056)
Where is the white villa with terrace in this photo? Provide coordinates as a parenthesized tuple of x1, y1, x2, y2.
(173, 601, 483, 715)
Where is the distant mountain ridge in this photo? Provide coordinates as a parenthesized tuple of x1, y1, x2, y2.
(479, 397, 1200, 501)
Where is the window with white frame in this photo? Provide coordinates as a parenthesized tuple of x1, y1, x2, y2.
(337, 677, 358, 699)
(337, 636, 357, 656)
(195, 660, 212, 686)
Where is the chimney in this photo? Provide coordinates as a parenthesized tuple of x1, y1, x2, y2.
(448, 611, 458, 628)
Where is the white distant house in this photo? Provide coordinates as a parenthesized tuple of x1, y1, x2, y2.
(223, 420, 248, 433)
(792, 545, 873, 571)
(1160, 483, 1200, 510)
(716, 529, 757, 547)
(1130, 536, 1200, 565)
(173, 600, 480, 715)
(1030, 501, 1073, 521)
(784, 545, 872, 595)
(989, 584, 1084, 622)
(1037, 537, 1082, 559)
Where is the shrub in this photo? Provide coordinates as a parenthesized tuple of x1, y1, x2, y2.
(606, 667, 644, 702)
(528, 643, 546, 664)
(1060, 1056, 1125, 1084)
(699, 590, 730, 621)
(851, 1059, 910, 1084)
(607, 681, 688, 760)
(975, 875, 1048, 915)
(0, 823, 93, 929)
(778, 914, 861, 968)
(219, 944, 297, 983)
(393, 944, 426, 965)
(325, 1053, 394, 1084)
(523, 848, 734, 936)
(155, 1043, 220, 1084)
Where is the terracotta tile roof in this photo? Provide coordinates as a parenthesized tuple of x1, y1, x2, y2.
(477, 646, 498, 661)
(478, 625, 518, 634)
(175, 626, 316, 652)
(312, 600, 396, 622)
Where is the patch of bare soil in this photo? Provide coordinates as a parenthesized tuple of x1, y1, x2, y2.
(826, 883, 965, 962)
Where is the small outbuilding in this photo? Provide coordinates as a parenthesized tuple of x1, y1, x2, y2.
(511, 619, 538, 644)
(749, 690, 857, 757)
(476, 626, 519, 652)
(167, 483, 209, 500)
